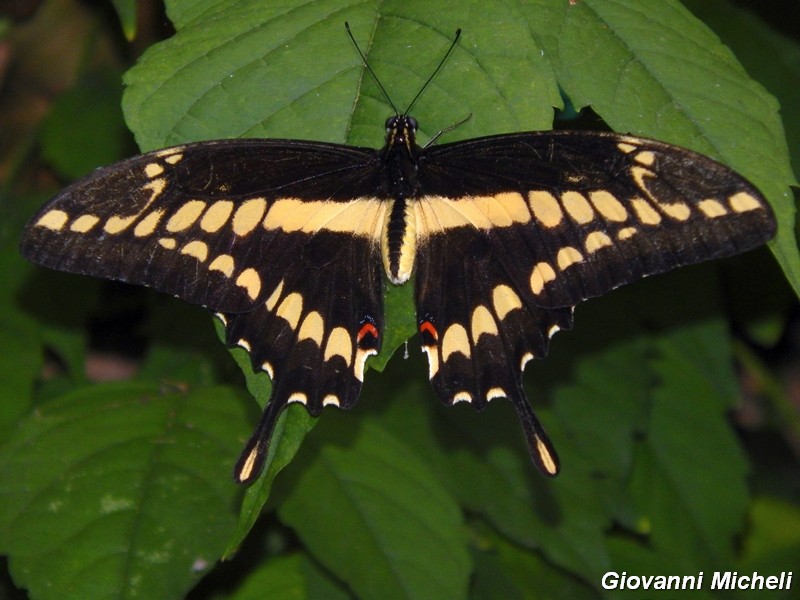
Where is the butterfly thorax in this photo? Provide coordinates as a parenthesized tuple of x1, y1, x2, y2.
(379, 115, 423, 285)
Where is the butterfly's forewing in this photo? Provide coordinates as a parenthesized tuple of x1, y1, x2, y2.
(21, 139, 384, 312)
(20, 139, 389, 483)
(418, 131, 776, 309)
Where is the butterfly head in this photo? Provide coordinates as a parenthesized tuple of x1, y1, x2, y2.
(385, 115, 419, 154)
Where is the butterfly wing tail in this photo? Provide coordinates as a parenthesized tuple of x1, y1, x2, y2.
(233, 395, 285, 484)
(506, 388, 560, 476)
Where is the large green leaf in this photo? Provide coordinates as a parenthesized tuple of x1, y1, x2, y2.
(0, 383, 252, 599)
(278, 418, 471, 600)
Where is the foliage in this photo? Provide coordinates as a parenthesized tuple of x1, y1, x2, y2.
(0, 0, 798, 599)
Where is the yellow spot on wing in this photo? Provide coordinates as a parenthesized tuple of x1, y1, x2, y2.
(208, 254, 235, 277)
(265, 280, 285, 312)
(557, 246, 584, 270)
(236, 448, 258, 483)
(36, 210, 69, 231)
(70, 214, 100, 233)
(263, 197, 387, 238)
(201, 200, 234, 233)
(156, 147, 185, 160)
(584, 231, 613, 253)
(134, 210, 164, 237)
(415, 192, 531, 234)
(631, 166, 690, 221)
(324, 327, 353, 365)
(298, 311, 324, 346)
(470, 305, 498, 341)
(492, 284, 523, 320)
(288, 392, 307, 405)
(661, 202, 691, 221)
(323, 395, 341, 407)
(698, 199, 728, 218)
(235, 268, 262, 300)
(729, 191, 762, 213)
(486, 388, 506, 401)
(441, 324, 471, 361)
(166, 200, 207, 232)
(145, 163, 164, 178)
(536, 438, 559, 476)
(520, 352, 534, 370)
(262, 361, 274, 379)
(590, 190, 628, 222)
(618, 227, 637, 240)
(634, 151, 656, 166)
(181, 240, 209, 262)
(159, 237, 177, 249)
(354, 345, 377, 382)
(528, 191, 563, 228)
(104, 178, 166, 234)
(275, 292, 303, 330)
(453, 391, 472, 404)
(471, 192, 530, 227)
(617, 142, 638, 153)
(631, 197, 662, 225)
(561, 191, 594, 224)
(422, 344, 439, 379)
(530, 262, 556, 294)
(233, 198, 267, 236)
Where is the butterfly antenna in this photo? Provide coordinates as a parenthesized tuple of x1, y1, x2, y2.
(403, 28, 461, 116)
(345, 22, 400, 115)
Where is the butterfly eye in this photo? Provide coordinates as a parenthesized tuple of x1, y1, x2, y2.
(407, 116, 418, 131)
(385, 116, 397, 132)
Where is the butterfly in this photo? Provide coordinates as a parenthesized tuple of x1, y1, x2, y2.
(20, 29, 777, 484)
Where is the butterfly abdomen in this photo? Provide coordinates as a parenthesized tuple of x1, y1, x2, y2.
(381, 197, 417, 285)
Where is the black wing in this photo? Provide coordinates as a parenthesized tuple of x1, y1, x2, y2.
(418, 130, 776, 308)
(20, 139, 388, 484)
(413, 130, 775, 472)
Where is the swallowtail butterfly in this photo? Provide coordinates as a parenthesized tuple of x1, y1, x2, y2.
(20, 29, 776, 484)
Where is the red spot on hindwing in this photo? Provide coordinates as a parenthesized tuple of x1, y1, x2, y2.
(357, 321, 379, 345)
(419, 320, 438, 342)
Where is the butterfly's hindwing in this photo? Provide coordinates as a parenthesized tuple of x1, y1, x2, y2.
(225, 229, 384, 483)
(417, 131, 776, 308)
(415, 230, 573, 474)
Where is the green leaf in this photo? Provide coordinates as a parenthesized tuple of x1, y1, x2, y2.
(683, 0, 800, 177)
(627, 317, 748, 569)
(738, 496, 800, 591)
(0, 313, 39, 434)
(278, 417, 470, 600)
(227, 552, 350, 600)
(0, 382, 252, 599)
(472, 525, 600, 600)
(110, 0, 138, 41)
(41, 69, 134, 179)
